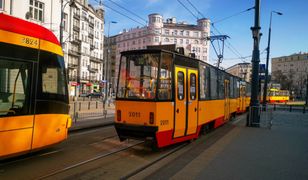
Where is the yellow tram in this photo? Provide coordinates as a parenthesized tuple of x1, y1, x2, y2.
(114, 49, 250, 148)
(268, 88, 290, 103)
(0, 13, 71, 159)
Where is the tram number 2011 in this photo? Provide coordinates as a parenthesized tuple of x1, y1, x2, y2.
(160, 120, 169, 126)
(129, 112, 140, 118)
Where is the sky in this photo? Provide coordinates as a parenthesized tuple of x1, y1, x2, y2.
(90, 0, 308, 70)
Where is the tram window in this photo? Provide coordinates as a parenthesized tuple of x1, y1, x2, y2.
(177, 72, 184, 100)
(199, 63, 210, 100)
(37, 51, 68, 102)
(117, 53, 159, 100)
(246, 83, 251, 96)
(210, 67, 217, 99)
(230, 77, 234, 98)
(235, 80, 240, 98)
(0, 60, 31, 116)
(218, 72, 225, 99)
(190, 73, 196, 100)
(158, 53, 172, 100)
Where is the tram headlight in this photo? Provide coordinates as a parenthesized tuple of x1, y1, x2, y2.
(117, 110, 121, 121)
(149, 112, 154, 124)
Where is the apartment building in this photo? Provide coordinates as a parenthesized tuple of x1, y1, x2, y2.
(113, 13, 210, 89)
(68, 0, 104, 96)
(226, 62, 252, 82)
(272, 52, 308, 97)
(0, 0, 105, 96)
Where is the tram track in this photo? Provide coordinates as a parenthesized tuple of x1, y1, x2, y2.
(37, 140, 144, 179)
(120, 142, 189, 180)
(0, 125, 115, 166)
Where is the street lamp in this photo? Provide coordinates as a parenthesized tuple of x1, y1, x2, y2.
(60, 0, 76, 47)
(262, 11, 283, 110)
(104, 21, 117, 108)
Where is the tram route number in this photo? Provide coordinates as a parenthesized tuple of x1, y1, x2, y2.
(129, 112, 140, 118)
(21, 37, 38, 47)
(160, 120, 169, 126)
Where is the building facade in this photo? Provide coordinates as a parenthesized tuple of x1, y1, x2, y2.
(226, 62, 252, 82)
(67, 0, 104, 96)
(112, 13, 210, 90)
(0, 0, 105, 96)
(272, 52, 308, 98)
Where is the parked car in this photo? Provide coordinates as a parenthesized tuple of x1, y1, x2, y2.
(86, 92, 102, 98)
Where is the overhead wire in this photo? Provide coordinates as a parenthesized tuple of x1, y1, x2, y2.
(106, 0, 148, 23)
(177, 0, 199, 19)
(211, 7, 254, 25)
(92, 0, 146, 26)
(177, 0, 253, 66)
(185, 0, 206, 19)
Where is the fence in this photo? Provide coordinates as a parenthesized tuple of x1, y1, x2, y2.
(69, 99, 115, 123)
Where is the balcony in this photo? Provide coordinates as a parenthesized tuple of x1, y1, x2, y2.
(90, 44, 95, 51)
(90, 56, 103, 63)
(68, 63, 78, 69)
(68, 48, 81, 56)
(71, 38, 81, 45)
(73, 25, 80, 32)
(88, 33, 94, 39)
(89, 21, 94, 28)
(73, 13, 80, 20)
(88, 65, 99, 73)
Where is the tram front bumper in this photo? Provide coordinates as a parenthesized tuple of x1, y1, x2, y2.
(114, 123, 158, 141)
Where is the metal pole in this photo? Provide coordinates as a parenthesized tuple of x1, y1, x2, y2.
(262, 11, 282, 110)
(103, 22, 111, 110)
(248, 0, 261, 127)
(306, 74, 308, 106)
(262, 12, 272, 110)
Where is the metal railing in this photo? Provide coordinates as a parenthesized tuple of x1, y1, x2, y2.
(69, 98, 115, 123)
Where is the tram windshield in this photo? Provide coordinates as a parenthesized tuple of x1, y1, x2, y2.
(0, 60, 31, 116)
(117, 53, 160, 100)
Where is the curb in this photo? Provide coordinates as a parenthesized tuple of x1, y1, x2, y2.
(69, 117, 115, 132)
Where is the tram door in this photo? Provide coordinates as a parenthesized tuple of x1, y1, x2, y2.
(224, 80, 230, 121)
(174, 66, 198, 138)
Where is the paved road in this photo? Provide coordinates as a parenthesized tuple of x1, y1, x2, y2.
(142, 111, 308, 180)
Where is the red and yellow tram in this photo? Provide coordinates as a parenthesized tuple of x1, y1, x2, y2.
(0, 13, 71, 159)
(114, 49, 250, 148)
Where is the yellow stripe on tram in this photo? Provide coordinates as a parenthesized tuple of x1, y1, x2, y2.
(40, 39, 63, 56)
(0, 29, 39, 49)
(0, 29, 63, 56)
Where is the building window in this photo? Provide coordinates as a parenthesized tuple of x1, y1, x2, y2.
(180, 39, 183, 44)
(154, 37, 159, 42)
(194, 31, 199, 37)
(0, 0, 4, 10)
(180, 30, 184, 36)
(186, 39, 189, 44)
(174, 30, 178, 36)
(186, 31, 190, 36)
(165, 38, 169, 42)
(29, 0, 44, 22)
(165, 29, 169, 35)
(63, 13, 68, 32)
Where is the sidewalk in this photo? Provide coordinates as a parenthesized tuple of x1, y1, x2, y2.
(146, 111, 308, 180)
(69, 102, 115, 132)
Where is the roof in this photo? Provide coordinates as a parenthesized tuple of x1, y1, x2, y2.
(0, 13, 60, 46)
